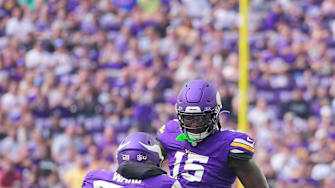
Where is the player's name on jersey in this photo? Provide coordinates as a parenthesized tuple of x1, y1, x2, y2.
(113, 172, 142, 184)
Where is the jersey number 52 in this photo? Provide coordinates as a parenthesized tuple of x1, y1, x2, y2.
(172, 151, 209, 182)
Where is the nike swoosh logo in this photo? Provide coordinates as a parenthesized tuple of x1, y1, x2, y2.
(139, 142, 164, 161)
(117, 141, 130, 151)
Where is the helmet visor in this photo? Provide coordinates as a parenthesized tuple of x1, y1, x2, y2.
(181, 114, 212, 134)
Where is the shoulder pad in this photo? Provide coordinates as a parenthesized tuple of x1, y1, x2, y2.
(158, 119, 180, 135)
(227, 130, 255, 159)
(84, 170, 113, 181)
(157, 120, 181, 150)
(84, 170, 98, 180)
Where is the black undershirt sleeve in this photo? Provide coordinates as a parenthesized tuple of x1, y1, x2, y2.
(228, 152, 252, 161)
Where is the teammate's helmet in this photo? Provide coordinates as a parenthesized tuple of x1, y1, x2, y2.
(117, 132, 164, 167)
(176, 80, 222, 143)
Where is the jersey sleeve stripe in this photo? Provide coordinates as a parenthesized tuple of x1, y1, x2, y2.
(233, 138, 254, 148)
(230, 149, 245, 153)
(230, 142, 255, 152)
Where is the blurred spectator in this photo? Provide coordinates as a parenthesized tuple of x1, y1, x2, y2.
(281, 88, 310, 119)
(25, 41, 47, 69)
(0, 128, 24, 160)
(45, 171, 66, 188)
(86, 144, 102, 170)
(51, 124, 81, 163)
(248, 99, 275, 129)
(113, 0, 137, 12)
(63, 155, 88, 188)
(5, 7, 34, 40)
(97, 127, 118, 163)
(0, 157, 22, 187)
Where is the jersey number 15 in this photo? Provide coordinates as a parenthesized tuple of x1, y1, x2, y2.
(172, 151, 209, 182)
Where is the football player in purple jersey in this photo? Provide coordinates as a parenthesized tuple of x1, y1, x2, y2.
(82, 132, 181, 188)
(157, 80, 269, 188)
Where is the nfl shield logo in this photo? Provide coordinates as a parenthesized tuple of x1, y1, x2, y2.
(122, 154, 130, 161)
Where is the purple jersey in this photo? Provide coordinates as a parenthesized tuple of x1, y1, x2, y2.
(82, 169, 181, 188)
(157, 120, 255, 188)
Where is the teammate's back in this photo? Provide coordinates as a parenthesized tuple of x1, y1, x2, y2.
(83, 163, 180, 188)
(82, 132, 181, 188)
(83, 169, 144, 188)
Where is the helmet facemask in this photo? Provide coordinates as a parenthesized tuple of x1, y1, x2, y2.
(177, 105, 220, 143)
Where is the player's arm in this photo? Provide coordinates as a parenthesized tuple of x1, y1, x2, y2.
(227, 134, 269, 188)
(228, 158, 269, 188)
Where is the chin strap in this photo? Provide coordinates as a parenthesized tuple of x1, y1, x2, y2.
(176, 132, 195, 143)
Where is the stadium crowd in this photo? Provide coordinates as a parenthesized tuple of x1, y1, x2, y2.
(0, 0, 335, 187)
